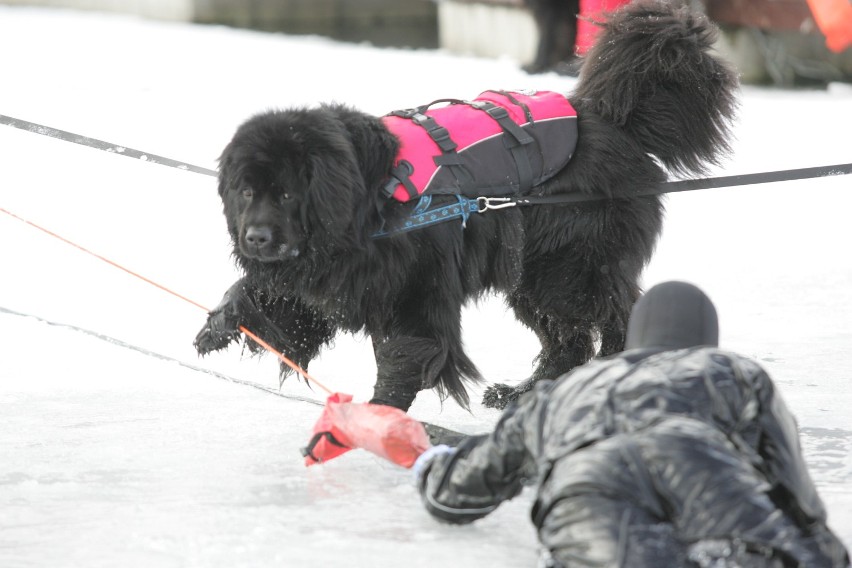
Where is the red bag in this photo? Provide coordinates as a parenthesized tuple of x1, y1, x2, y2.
(302, 393, 431, 468)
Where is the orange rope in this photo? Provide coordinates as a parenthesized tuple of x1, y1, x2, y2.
(238, 326, 330, 394)
(0, 205, 333, 396)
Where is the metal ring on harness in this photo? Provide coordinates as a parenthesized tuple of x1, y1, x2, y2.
(476, 197, 518, 212)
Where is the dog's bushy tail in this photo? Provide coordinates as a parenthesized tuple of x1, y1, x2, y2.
(573, 0, 738, 177)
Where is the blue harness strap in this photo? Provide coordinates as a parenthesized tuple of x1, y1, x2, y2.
(371, 195, 480, 239)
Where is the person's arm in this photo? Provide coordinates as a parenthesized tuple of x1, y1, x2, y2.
(742, 357, 829, 524)
(415, 384, 549, 524)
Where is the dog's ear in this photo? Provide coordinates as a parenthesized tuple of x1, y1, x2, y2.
(301, 120, 369, 247)
(310, 105, 398, 247)
(215, 141, 244, 244)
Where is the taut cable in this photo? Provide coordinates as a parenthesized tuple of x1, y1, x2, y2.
(0, 205, 333, 396)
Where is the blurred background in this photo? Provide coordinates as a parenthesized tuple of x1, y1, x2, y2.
(1, 0, 850, 87)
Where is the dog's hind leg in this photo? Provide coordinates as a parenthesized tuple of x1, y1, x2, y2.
(370, 336, 445, 411)
(598, 315, 631, 358)
(483, 239, 644, 409)
(371, 331, 482, 411)
(371, 312, 484, 409)
(483, 290, 598, 409)
(369, 277, 482, 411)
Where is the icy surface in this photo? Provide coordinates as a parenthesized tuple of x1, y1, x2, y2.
(1, 7, 851, 567)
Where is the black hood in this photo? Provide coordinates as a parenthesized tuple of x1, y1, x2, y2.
(625, 281, 719, 350)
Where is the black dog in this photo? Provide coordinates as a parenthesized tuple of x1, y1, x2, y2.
(195, 0, 738, 411)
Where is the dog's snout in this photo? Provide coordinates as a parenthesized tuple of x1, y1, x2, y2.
(245, 226, 273, 248)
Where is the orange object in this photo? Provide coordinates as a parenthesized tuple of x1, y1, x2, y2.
(806, 0, 852, 53)
(302, 393, 431, 468)
(0, 206, 324, 391)
(0, 206, 431, 470)
(576, 0, 631, 55)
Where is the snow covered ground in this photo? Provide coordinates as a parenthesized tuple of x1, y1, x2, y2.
(1, 6, 850, 567)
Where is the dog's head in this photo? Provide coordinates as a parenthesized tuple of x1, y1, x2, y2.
(217, 105, 372, 263)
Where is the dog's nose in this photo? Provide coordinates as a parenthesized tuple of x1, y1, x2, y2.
(245, 226, 273, 248)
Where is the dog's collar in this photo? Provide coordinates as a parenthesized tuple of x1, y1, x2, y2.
(371, 195, 479, 239)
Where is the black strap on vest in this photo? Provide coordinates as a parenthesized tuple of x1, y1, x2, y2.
(386, 97, 541, 198)
(469, 100, 536, 193)
(414, 112, 475, 188)
(388, 102, 474, 193)
(411, 112, 457, 153)
(487, 89, 535, 123)
(383, 160, 419, 200)
(470, 100, 534, 146)
(432, 152, 474, 188)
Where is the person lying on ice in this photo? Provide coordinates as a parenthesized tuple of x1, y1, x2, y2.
(414, 281, 850, 567)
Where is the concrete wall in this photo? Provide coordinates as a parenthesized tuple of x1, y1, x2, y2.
(0, 0, 193, 20)
(193, 0, 438, 48)
(438, 0, 536, 64)
(0, 0, 439, 48)
(5, 0, 848, 84)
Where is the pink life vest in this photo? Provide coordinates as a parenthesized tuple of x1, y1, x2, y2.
(380, 90, 578, 203)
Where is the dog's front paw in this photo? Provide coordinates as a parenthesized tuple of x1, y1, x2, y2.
(193, 286, 245, 355)
(194, 308, 241, 355)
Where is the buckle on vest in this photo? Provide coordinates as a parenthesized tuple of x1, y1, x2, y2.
(391, 108, 419, 119)
(429, 126, 451, 144)
(412, 112, 457, 153)
(382, 160, 418, 200)
(485, 105, 509, 121)
(411, 112, 429, 126)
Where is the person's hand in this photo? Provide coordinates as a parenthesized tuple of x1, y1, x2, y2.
(412, 444, 456, 484)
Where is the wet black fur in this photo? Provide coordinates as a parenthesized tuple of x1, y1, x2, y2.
(194, 0, 738, 411)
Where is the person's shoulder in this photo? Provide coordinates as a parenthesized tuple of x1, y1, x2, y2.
(558, 354, 636, 382)
(548, 355, 638, 397)
(626, 347, 769, 381)
(701, 346, 762, 365)
(685, 347, 772, 381)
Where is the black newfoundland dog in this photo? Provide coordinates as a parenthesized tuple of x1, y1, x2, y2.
(195, 0, 738, 411)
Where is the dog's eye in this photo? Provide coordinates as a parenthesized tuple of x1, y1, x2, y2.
(241, 187, 254, 199)
(280, 192, 292, 202)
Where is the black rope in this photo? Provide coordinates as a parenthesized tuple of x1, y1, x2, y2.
(661, 163, 852, 194)
(0, 114, 218, 178)
(3, 114, 849, 202)
(513, 162, 852, 206)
